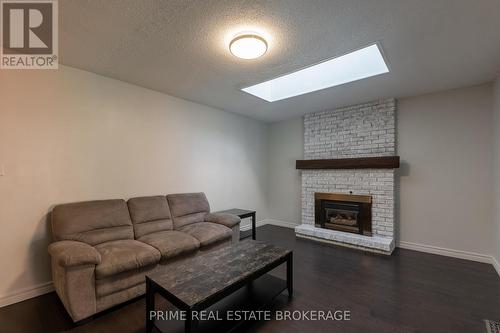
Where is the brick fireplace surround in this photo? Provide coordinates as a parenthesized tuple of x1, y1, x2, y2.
(295, 98, 397, 254)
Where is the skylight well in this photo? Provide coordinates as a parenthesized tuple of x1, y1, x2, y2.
(241, 44, 389, 102)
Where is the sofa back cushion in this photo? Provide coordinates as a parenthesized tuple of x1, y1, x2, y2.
(127, 196, 173, 238)
(167, 192, 210, 229)
(51, 199, 134, 246)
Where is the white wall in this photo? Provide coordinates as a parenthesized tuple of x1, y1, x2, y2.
(266, 84, 495, 256)
(0, 66, 269, 302)
(266, 118, 303, 224)
(494, 76, 500, 266)
(398, 84, 494, 255)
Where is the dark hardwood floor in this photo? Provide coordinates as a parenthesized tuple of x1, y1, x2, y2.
(1, 225, 500, 333)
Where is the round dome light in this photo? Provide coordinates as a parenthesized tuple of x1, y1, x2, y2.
(229, 33, 268, 59)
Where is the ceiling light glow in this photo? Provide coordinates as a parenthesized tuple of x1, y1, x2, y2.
(241, 44, 389, 102)
(229, 33, 268, 59)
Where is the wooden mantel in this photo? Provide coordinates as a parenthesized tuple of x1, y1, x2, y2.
(296, 156, 400, 170)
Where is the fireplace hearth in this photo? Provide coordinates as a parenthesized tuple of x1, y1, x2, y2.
(315, 193, 372, 236)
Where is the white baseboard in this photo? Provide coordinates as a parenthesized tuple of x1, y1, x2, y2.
(0, 281, 53, 308)
(260, 218, 298, 229)
(260, 223, 500, 276)
(397, 240, 495, 264)
(250, 221, 499, 273)
(0, 219, 295, 308)
(492, 256, 500, 276)
(239, 219, 267, 231)
(3, 232, 498, 308)
(240, 219, 298, 231)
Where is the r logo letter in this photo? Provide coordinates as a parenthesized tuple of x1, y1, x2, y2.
(8, 8, 23, 47)
(28, 9, 48, 48)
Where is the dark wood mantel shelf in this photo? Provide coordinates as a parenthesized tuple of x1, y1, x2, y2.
(296, 156, 400, 170)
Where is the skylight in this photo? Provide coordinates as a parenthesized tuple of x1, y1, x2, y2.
(241, 44, 389, 102)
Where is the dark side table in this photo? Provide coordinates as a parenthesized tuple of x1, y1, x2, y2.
(216, 208, 256, 240)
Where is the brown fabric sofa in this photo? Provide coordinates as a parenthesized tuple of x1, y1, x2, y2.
(48, 193, 240, 322)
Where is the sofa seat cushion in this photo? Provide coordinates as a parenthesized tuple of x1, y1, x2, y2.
(138, 231, 200, 261)
(95, 240, 161, 279)
(178, 222, 232, 247)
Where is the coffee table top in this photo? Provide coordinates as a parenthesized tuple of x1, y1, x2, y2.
(146, 240, 291, 308)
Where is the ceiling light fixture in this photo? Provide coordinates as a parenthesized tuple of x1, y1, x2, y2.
(229, 33, 268, 59)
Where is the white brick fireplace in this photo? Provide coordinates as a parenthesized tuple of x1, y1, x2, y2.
(295, 99, 397, 254)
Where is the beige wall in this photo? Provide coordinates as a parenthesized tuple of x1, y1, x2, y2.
(266, 118, 303, 224)
(494, 76, 500, 264)
(266, 84, 495, 255)
(0, 66, 269, 301)
(398, 84, 494, 254)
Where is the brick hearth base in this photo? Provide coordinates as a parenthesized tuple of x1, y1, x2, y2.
(295, 224, 394, 254)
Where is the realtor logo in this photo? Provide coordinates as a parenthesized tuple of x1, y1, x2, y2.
(1, 0, 58, 69)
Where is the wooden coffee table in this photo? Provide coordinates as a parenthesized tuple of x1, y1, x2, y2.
(145, 240, 293, 333)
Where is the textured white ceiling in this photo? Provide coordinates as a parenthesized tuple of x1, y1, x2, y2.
(59, 0, 500, 122)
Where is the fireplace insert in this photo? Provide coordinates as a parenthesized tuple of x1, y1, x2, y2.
(315, 193, 372, 236)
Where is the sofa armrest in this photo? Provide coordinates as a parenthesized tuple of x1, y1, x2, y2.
(205, 212, 241, 228)
(48, 240, 101, 267)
